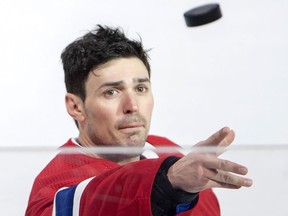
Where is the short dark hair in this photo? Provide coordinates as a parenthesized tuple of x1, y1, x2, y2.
(61, 25, 151, 101)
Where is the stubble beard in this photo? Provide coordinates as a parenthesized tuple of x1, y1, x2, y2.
(86, 115, 149, 163)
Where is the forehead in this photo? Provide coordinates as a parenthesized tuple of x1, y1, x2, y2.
(90, 57, 149, 82)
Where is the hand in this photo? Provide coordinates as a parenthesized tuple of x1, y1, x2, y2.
(167, 127, 253, 193)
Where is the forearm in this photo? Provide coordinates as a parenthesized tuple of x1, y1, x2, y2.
(151, 156, 199, 215)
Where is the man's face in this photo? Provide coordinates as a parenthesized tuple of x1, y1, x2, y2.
(79, 57, 154, 148)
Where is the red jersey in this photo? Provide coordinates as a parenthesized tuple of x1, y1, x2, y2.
(25, 135, 220, 216)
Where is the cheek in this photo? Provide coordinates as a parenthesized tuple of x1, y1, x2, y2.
(87, 101, 118, 126)
(148, 100, 154, 115)
(143, 97, 154, 117)
(149, 94, 154, 109)
(90, 106, 113, 121)
(150, 96, 154, 111)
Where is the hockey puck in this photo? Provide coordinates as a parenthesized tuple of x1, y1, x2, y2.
(184, 3, 222, 27)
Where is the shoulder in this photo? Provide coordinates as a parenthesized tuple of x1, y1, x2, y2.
(146, 135, 183, 158)
(59, 138, 78, 148)
(147, 135, 179, 147)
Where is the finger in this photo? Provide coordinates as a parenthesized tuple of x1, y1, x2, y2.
(204, 168, 253, 188)
(208, 180, 242, 190)
(202, 169, 241, 189)
(201, 156, 253, 188)
(195, 127, 235, 153)
(204, 157, 249, 175)
(218, 127, 235, 147)
(214, 170, 253, 188)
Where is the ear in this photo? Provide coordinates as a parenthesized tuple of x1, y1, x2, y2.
(65, 93, 85, 123)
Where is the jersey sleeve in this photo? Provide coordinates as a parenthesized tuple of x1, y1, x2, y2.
(51, 157, 167, 216)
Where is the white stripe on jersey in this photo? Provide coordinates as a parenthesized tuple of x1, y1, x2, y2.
(72, 177, 95, 216)
(142, 142, 159, 159)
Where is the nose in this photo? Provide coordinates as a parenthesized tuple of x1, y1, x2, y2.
(123, 92, 139, 114)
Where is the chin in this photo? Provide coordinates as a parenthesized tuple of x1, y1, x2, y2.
(129, 135, 146, 146)
(120, 132, 146, 147)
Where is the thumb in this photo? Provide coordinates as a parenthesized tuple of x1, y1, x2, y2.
(195, 127, 235, 155)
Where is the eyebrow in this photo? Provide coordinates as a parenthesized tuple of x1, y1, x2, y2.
(98, 77, 150, 89)
(133, 77, 150, 83)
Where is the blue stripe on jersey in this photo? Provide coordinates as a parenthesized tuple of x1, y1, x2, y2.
(55, 185, 78, 216)
(176, 202, 192, 214)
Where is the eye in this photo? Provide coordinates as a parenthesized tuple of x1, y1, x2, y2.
(104, 89, 119, 97)
(136, 85, 148, 93)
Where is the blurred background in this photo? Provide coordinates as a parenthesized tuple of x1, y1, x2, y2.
(0, 0, 287, 215)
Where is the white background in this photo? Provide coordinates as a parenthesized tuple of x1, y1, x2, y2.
(0, 0, 287, 215)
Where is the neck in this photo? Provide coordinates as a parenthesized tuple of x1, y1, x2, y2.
(75, 138, 141, 164)
(117, 155, 141, 165)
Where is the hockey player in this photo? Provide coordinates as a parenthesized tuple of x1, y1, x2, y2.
(26, 25, 252, 216)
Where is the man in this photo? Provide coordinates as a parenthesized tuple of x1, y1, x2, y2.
(26, 25, 252, 216)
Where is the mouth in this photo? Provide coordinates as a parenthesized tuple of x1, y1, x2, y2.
(119, 123, 144, 129)
(117, 115, 147, 134)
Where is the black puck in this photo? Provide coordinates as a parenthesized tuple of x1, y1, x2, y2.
(184, 3, 222, 27)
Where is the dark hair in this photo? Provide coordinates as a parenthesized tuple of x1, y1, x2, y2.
(61, 25, 151, 101)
